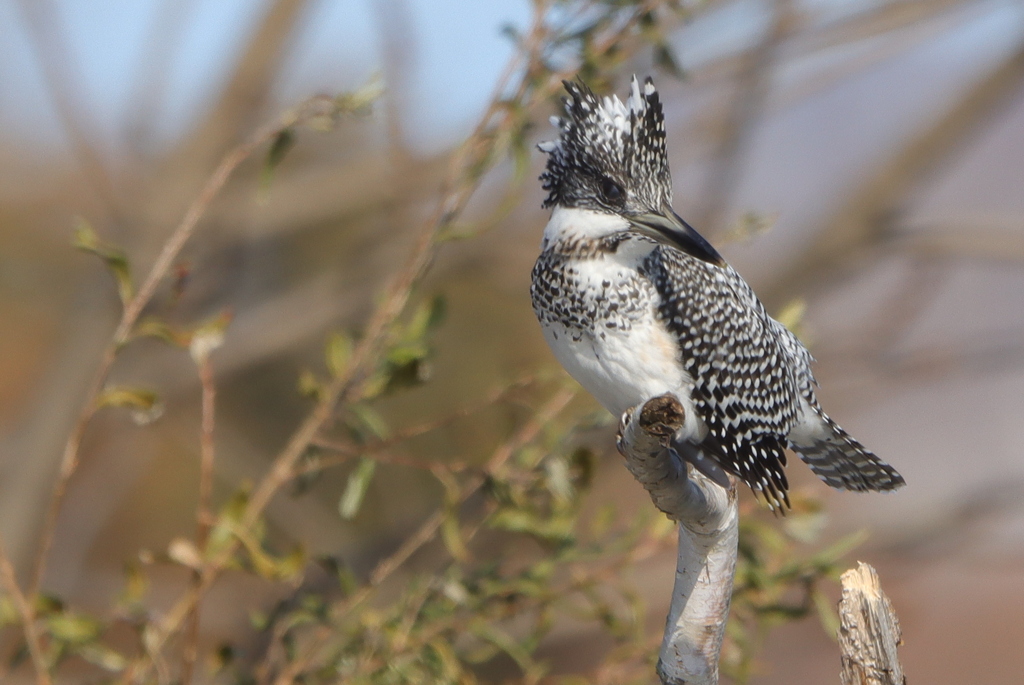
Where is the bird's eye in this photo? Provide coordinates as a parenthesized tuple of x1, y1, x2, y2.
(600, 178, 625, 204)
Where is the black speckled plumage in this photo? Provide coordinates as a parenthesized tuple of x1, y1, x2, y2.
(645, 245, 799, 506)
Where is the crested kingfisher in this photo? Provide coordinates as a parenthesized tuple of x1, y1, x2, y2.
(530, 76, 905, 508)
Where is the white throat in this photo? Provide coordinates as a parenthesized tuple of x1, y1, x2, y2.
(541, 206, 630, 250)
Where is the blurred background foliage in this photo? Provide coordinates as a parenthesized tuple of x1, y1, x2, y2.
(1, 0, 1023, 683)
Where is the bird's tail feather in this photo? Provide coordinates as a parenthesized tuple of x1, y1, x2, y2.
(791, 413, 905, 492)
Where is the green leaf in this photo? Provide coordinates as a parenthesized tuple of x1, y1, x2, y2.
(438, 519, 470, 563)
(381, 356, 431, 394)
(297, 369, 324, 400)
(589, 503, 616, 538)
(489, 507, 574, 545)
(34, 594, 63, 615)
(46, 611, 100, 644)
(812, 587, 840, 639)
(326, 331, 354, 377)
(249, 610, 269, 631)
(360, 366, 390, 399)
(274, 546, 307, 582)
(73, 218, 134, 306)
(96, 386, 158, 411)
(0, 596, 19, 628)
(469, 623, 540, 677)
(568, 446, 595, 489)
(219, 486, 250, 524)
(211, 644, 235, 672)
(398, 295, 446, 346)
(435, 469, 470, 562)
(225, 523, 304, 582)
(207, 487, 254, 559)
(260, 128, 295, 191)
(350, 404, 390, 441)
(116, 562, 148, 613)
(76, 644, 128, 671)
(338, 458, 377, 520)
(95, 386, 163, 425)
(424, 639, 463, 681)
(387, 342, 429, 366)
(134, 317, 189, 347)
(334, 75, 384, 116)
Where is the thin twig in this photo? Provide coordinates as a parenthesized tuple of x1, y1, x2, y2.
(264, 453, 673, 685)
(304, 375, 539, 473)
(0, 536, 51, 685)
(181, 351, 218, 685)
(265, 386, 577, 685)
(372, 386, 576, 585)
(32, 95, 348, 599)
(296, 447, 459, 474)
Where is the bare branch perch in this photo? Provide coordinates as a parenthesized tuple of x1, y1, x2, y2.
(838, 562, 906, 685)
(617, 394, 738, 685)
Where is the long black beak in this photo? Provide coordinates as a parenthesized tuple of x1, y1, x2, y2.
(629, 210, 726, 267)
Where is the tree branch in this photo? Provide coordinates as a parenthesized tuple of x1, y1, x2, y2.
(761, 36, 1024, 308)
(32, 93, 355, 600)
(838, 562, 906, 685)
(181, 340, 220, 685)
(0, 536, 51, 685)
(616, 394, 738, 685)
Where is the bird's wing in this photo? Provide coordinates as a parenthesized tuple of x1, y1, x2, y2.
(645, 246, 801, 507)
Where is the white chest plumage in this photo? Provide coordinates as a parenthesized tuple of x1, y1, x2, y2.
(531, 208, 706, 440)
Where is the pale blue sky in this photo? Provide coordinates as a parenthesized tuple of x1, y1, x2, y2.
(1, 0, 1021, 160)
(0, 0, 531, 156)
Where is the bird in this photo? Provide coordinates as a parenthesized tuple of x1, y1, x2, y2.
(530, 76, 905, 508)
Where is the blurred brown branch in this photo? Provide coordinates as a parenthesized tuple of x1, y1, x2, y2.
(124, 0, 202, 156)
(32, 93, 369, 602)
(14, 0, 121, 219)
(762, 35, 1024, 307)
(0, 537, 50, 685)
(180, 331, 222, 685)
(169, 0, 313, 173)
(693, 0, 793, 235)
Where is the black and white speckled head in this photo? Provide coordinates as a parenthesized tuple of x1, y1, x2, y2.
(539, 76, 672, 216)
(538, 76, 726, 267)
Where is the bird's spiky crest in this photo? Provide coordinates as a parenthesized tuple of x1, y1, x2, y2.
(539, 76, 672, 210)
